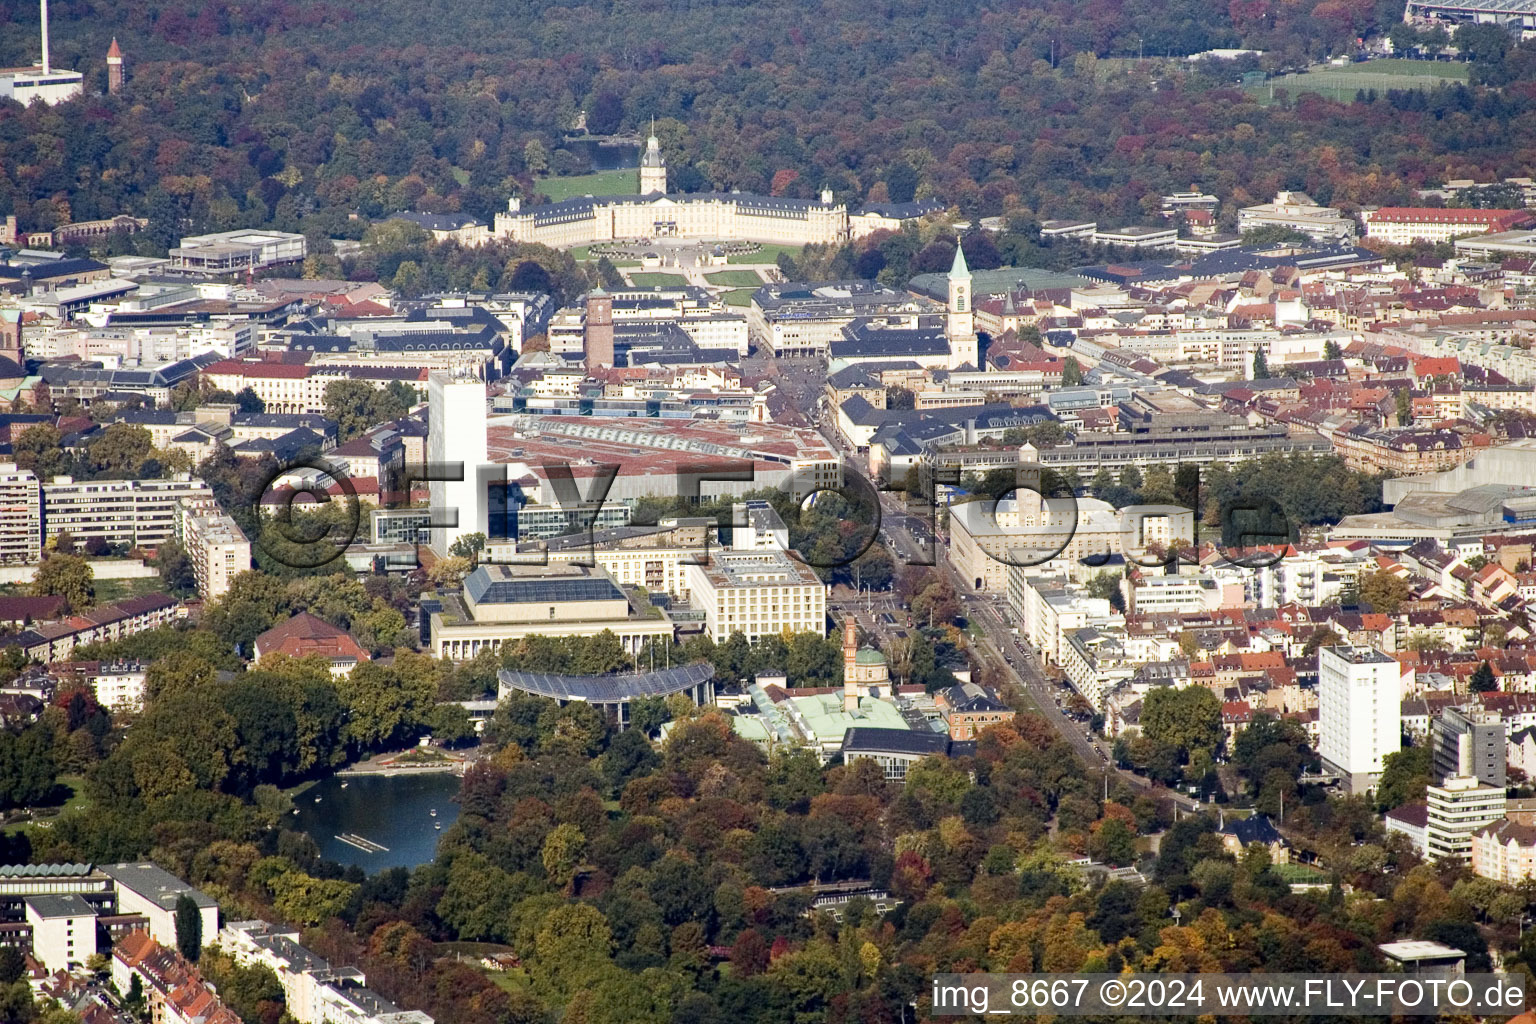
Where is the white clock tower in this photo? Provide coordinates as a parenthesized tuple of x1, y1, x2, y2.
(946, 243, 978, 368)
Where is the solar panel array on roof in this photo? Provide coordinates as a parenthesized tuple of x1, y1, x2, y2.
(499, 661, 713, 702)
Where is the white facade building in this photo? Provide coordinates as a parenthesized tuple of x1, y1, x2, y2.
(0, 464, 41, 564)
(100, 862, 220, 952)
(1092, 225, 1178, 249)
(34, 323, 255, 364)
(0, 67, 82, 105)
(1426, 774, 1507, 863)
(1361, 207, 1531, 246)
(176, 500, 251, 601)
(24, 894, 96, 972)
(0, 1, 82, 106)
(493, 191, 848, 250)
(42, 476, 213, 550)
(169, 229, 307, 273)
(219, 920, 433, 1024)
(1318, 645, 1401, 794)
(1238, 192, 1355, 243)
(87, 661, 149, 713)
(1124, 572, 1229, 615)
(686, 549, 827, 643)
(1008, 574, 1115, 666)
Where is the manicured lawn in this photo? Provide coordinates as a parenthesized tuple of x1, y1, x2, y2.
(534, 169, 636, 202)
(55, 775, 87, 813)
(1336, 58, 1470, 78)
(705, 270, 765, 287)
(3, 774, 87, 837)
(727, 242, 804, 265)
(721, 288, 757, 307)
(628, 272, 687, 287)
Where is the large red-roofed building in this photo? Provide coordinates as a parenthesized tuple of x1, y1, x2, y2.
(1362, 207, 1534, 246)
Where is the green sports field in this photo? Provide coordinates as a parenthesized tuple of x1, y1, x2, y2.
(1247, 59, 1469, 103)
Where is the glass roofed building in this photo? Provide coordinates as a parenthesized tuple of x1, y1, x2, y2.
(497, 662, 715, 731)
(428, 562, 674, 660)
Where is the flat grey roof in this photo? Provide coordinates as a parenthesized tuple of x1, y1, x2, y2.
(101, 862, 217, 910)
(25, 893, 97, 919)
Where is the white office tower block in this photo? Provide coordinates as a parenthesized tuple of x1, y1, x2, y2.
(428, 369, 489, 556)
(1318, 645, 1401, 795)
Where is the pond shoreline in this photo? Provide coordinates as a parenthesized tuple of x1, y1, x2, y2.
(334, 744, 480, 777)
(337, 761, 464, 776)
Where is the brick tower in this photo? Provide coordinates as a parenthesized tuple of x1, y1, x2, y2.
(106, 38, 123, 95)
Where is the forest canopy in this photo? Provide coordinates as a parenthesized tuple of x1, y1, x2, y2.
(3, 0, 1535, 254)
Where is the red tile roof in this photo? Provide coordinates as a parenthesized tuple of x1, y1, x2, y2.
(254, 612, 369, 664)
(113, 930, 241, 1024)
(204, 360, 310, 379)
(1369, 207, 1533, 228)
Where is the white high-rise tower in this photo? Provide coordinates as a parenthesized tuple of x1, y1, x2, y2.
(428, 368, 490, 557)
(1318, 645, 1401, 795)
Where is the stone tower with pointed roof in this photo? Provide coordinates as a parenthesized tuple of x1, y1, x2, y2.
(106, 37, 123, 95)
(639, 123, 667, 196)
(945, 242, 978, 369)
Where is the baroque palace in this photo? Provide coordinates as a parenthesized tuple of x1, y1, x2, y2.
(494, 131, 850, 248)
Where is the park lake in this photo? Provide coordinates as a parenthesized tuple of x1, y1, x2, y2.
(292, 771, 462, 871)
(561, 137, 639, 170)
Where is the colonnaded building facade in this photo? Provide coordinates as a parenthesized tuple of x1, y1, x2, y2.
(494, 131, 849, 248)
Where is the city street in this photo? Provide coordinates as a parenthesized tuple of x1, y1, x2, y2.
(780, 357, 1200, 813)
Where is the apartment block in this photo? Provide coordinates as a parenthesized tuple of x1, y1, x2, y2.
(1318, 645, 1401, 795)
(112, 930, 240, 1024)
(1471, 819, 1536, 883)
(0, 464, 40, 564)
(176, 500, 251, 601)
(41, 476, 213, 550)
(1361, 207, 1532, 246)
(219, 919, 433, 1024)
(14, 593, 180, 663)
